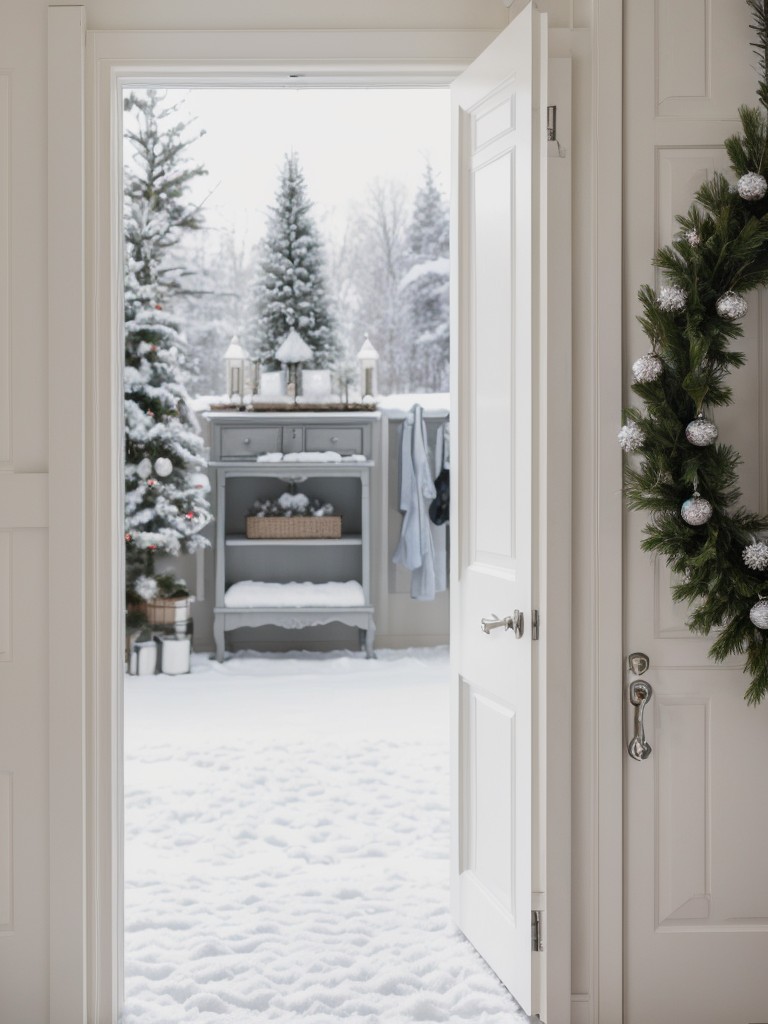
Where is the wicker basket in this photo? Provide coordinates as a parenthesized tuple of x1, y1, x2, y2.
(245, 515, 342, 540)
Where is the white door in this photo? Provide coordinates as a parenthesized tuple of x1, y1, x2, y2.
(624, 2, 768, 1020)
(450, 5, 547, 1017)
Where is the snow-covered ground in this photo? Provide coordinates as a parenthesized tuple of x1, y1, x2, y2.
(123, 648, 526, 1023)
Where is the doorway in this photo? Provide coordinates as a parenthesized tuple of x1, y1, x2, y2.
(120, 83, 527, 1022)
(68, 18, 580, 1023)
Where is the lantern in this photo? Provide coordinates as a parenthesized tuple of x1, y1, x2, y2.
(357, 334, 380, 400)
(275, 328, 313, 400)
(224, 336, 249, 400)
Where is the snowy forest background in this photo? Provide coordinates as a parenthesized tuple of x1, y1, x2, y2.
(125, 88, 451, 400)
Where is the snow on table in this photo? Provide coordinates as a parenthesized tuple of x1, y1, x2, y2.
(123, 648, 526, 1024)
(224, 580, 367, 609)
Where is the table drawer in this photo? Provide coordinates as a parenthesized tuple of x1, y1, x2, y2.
(305, 426, 364, 455)
(221, 426, 282, 458)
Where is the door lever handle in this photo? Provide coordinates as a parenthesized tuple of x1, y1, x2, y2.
(627, 680, 653, 761)
(480, 611, 524, 639)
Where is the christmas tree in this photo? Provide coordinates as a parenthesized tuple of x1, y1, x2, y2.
(123, 90, 212, 614)
(248, 152, 338, 369)
(400, 162, 450, 391)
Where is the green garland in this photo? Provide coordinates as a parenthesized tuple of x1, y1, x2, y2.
(622, 0, 768, 705)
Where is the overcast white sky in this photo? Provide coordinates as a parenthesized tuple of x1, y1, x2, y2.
(174, 88, 451, 246)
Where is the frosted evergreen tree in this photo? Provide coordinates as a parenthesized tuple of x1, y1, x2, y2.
(400, 162, 450, 391)
(249, 153, 338, 369)
(123, 90, 212, 613)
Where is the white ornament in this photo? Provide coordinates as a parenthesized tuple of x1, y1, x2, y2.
(137, 458, 152, 479)
(681, 491, 713, 526)
(716, 291, 748, 321)
(743, 541, 768, 572)
(749, 598, 768, 629)
(618, 423, 645, 453)
(737, 171, 768, 201)
(658, 285, 687, 314)
(685, 414, 718, 447)
(154, 457, 173, 478)
(684, 228, 701, 246)
(632, 353, 663, 384)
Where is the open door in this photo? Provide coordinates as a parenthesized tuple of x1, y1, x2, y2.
(450, 3, 549, 1018)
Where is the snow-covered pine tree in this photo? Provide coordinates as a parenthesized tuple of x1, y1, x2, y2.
(248, 153, 338, 369)
(400, 162, 450, 391)
(123, 90, 212, 614)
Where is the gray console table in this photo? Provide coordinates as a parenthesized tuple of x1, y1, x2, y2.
(205, 411, 378, 661)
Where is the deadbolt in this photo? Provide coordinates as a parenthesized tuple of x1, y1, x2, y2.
(627, 651, 650, 676)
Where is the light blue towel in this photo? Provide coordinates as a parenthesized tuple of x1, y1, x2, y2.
(393, 404, 445, 601)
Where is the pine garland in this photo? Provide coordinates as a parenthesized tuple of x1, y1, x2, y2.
(622, 0, 768, 705)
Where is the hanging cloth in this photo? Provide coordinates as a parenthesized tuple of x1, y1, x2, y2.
(393, 405, 441, 601)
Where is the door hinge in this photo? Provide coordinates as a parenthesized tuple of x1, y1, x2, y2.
(547, 105, 566, 158)
(532, 609, 540, 641)
(531, 909, 544, 952)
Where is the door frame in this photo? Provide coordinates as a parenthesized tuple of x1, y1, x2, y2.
(47, 7, 622, 1022)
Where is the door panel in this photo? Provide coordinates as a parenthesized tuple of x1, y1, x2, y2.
(624, 2, 768, 1020)
(451, 4, 544, 1015)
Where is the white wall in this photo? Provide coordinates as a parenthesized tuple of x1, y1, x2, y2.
(0, 2, 611, 1021)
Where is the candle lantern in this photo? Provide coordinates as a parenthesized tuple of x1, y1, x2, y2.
(275, 329, 314, 400)
(357, 334, 380, 400)
(224, 336, 249, 400)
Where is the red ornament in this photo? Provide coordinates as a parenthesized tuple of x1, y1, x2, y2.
(148, 544, 157, 551)
(125, 532, 132, 542)
(155, 304, 162, 310)
(147, 410, 155, 418)
(147, 478, 157, 487)
(185, 511, 195, 519)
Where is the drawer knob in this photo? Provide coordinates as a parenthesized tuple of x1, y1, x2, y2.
(242, 437, 251, 445)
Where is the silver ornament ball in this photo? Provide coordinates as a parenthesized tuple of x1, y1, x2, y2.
(658, 285, 687, 314)
(618, 423, 645, 453)
(632, 353, 663, 384)
(681, 492, 713, 526)
(737, 171, 768, 201)
(685, 414, 718, 447)
(684, 228, 701, 246)
(137, 457, 152, 480)
(749, 599, 768, 630)
(716, 291, 748, 321)
(743, 541, 768, 572)
(154, 457, 173, 478)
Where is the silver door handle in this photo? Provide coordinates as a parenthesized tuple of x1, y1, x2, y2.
(627, 680, 653, 761)
(480, 611, 524, 639)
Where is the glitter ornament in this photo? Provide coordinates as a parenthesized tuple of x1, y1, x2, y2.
(658, 285, 687, 314)
(743, 541, 768, 571)
(681, 490, 713, 526)
(147, 478, 157, 488)
(737, 171, 768, 201)
(716, 291, 748, 321)
(137, 458, 152, 479)
(684, 228, 700, 246)
(685, 413, 718, 447)
(618, 423, 645, 453)
(632, 353, 663, 383)
(154, 457, 173, 478)
(749, 599, 768, 629)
